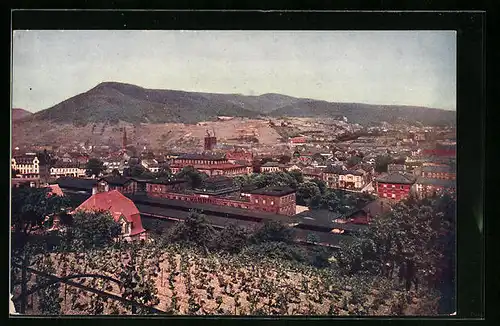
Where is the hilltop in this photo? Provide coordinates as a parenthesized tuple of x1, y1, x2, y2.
(12, 108, 33, 121)
(17, 82, 455, 127)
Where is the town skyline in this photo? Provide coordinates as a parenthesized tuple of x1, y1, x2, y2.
(12, 30, 456, 112)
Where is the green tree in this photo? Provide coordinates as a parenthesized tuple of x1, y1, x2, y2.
(250, 220, 294, 244)
(288, 169, 304, 185)
(11, 187, 71, 238)
(175, 166, 207, 189)
(111, 169, 121, 177)
(375, 155, 392, 173)
(85, 158, 106, 177)
(278, 155, 291, 164)
(67, 210, 121, 249)
(215, 223, 250, 254)
(310, 178, 327, 195)
(347, 155, 362, 168)
(296, 182, 321, 206)
(168, 211, 216, 250)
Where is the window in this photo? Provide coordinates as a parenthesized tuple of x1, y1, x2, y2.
(271, 201, 274, 206)
(263, 200, 266, 205)
(392, 194, 396, 198)
(383, 193, 387, 197)
(255, 199, 259, 204)
(400, 185, 404, 189)
(383, 184, 387, 188)
(392, 185, 395, 188)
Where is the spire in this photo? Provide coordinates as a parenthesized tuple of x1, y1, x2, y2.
(122, 128, 127, 150)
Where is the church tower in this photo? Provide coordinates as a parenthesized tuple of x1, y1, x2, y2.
(122, 128, 127, 150)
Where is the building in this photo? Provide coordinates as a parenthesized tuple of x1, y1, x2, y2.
(322, 165, 365, 190)
(420, 165, 456, 180)
(374, 173, 416, 201)
(260, 162, 282, 173)
(170, 153, 251, 177)
(50, 162, 86, 178)
(289, 137, 306, 145)
(204, 131, 217, 151)
(248, 187, 296, 216)
(414, 177, 456, 198)
(74, 187, 146, 241)
(387, 164, 406, 174)
(141, 159, 160, 173)
(99, 176, 138, 194)
(11, 153, 50, 180)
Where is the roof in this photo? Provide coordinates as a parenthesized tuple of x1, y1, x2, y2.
(52, 161, 83, 169)
(136, 204, 260, 229)
(127, 194, 292, 223)
(261, 162, 280, 167)
(100, 176, 134, 186)
(75, 190, 145, 236)
(415, 177, 456, 188)
(47, 184, 64, 197)
(170, 163, 246, 170)
(323, 165, 345, 174)
(293, 229, 355, 248)
(56, 177, 98, 191)
(375, 173, 416, 185)
(139, 178, 187, 185)
(176, 153, 226, 161)
(12, 155, 37, 165)
(421, 165, 455, 174)
(293, 210, 368, 232)
(248, 186, 296, 197)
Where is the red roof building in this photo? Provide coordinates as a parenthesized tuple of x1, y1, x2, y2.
(374, 173, 416, 201)
(47, 184, 64, 197)
(75, 189, 146, 241)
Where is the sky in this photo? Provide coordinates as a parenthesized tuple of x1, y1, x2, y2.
(12, 30, 456, 113)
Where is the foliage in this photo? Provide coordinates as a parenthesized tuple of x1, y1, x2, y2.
(35, 254, 62, 315)
(296, 182, 321, 206)
(250, 221, 294, 244)
(374, 155, 393, 173)
(168, 211, 217, 250)
(111, 169, 121, 177)
(67, 211, 122, 249)
(11, 187, 71, 238)
(214, 223, 251, 254)
(175, 166, 207, 188)
(346, 155, 362, 168)
(85, 158, 106, 177)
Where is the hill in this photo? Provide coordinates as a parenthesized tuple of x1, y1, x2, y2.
(22, 82, 455, 126)
(12, 108, 33, 121)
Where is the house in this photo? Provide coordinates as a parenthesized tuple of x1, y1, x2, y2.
(260, 162, 281, 173)
(169, 153, 251, 177)
(322, 165, 365, 190)
(341, 199, 392, 224)
(387, 164, 406, 174)
(420, 165, 456, 180)
(292, 209, 368, 235)
(99, 176, 137, 194)
(74, 187, 146, 241)
(414, 177, 456, 198)
(50, 162, 86, 178)
(11, 153, 50, 180)
(374, 173, 416, 201)
(141, 159, 160, 173)
(247, 187, 296, 216)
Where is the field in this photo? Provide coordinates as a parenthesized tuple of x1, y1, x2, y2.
(16, 244, 438, 316)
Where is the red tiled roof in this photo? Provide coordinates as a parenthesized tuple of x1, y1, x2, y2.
(47, 184, 64, 197)
(75, 190, 145, 236)
(170, 163, 248, 170)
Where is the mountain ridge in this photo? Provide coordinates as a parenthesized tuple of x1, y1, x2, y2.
(17, 81, 456, 127)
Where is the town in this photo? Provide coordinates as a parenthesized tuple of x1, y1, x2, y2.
(10, 30, 456, 317)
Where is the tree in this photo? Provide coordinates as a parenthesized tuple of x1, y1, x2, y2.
(296, 182, 321, 206)
(278, 155, 291, 164)
(375, 155, 392, 173)
(111, 169, 121, 177)
(85, 158, 106, 177)
(215, 223, 250, 254)
(67, 210, 121, 249)
(310, 179, 327, 195)
(155, 166, 172, 179)
(250, 220, 294, 244)
(11, 187, 71, 239)
(175, 166, 207, 189)
(12, 168, 20, 176)
(347, 155, 362, 168)
(168, 211, 216, 250)
(288, 170, 304, 185)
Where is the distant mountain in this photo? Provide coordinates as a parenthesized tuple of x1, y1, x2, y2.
(12, 108, 33, 121)
(23, 81, 455, 126)
(269, 100, 456, 126)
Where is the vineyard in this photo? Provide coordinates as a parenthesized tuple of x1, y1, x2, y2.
(13, 240, 438, 316)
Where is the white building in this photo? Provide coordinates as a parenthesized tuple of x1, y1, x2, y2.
(141, 159, 159, 173)
(12, 153, 49, 179)
(50, 162, 86, 178)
